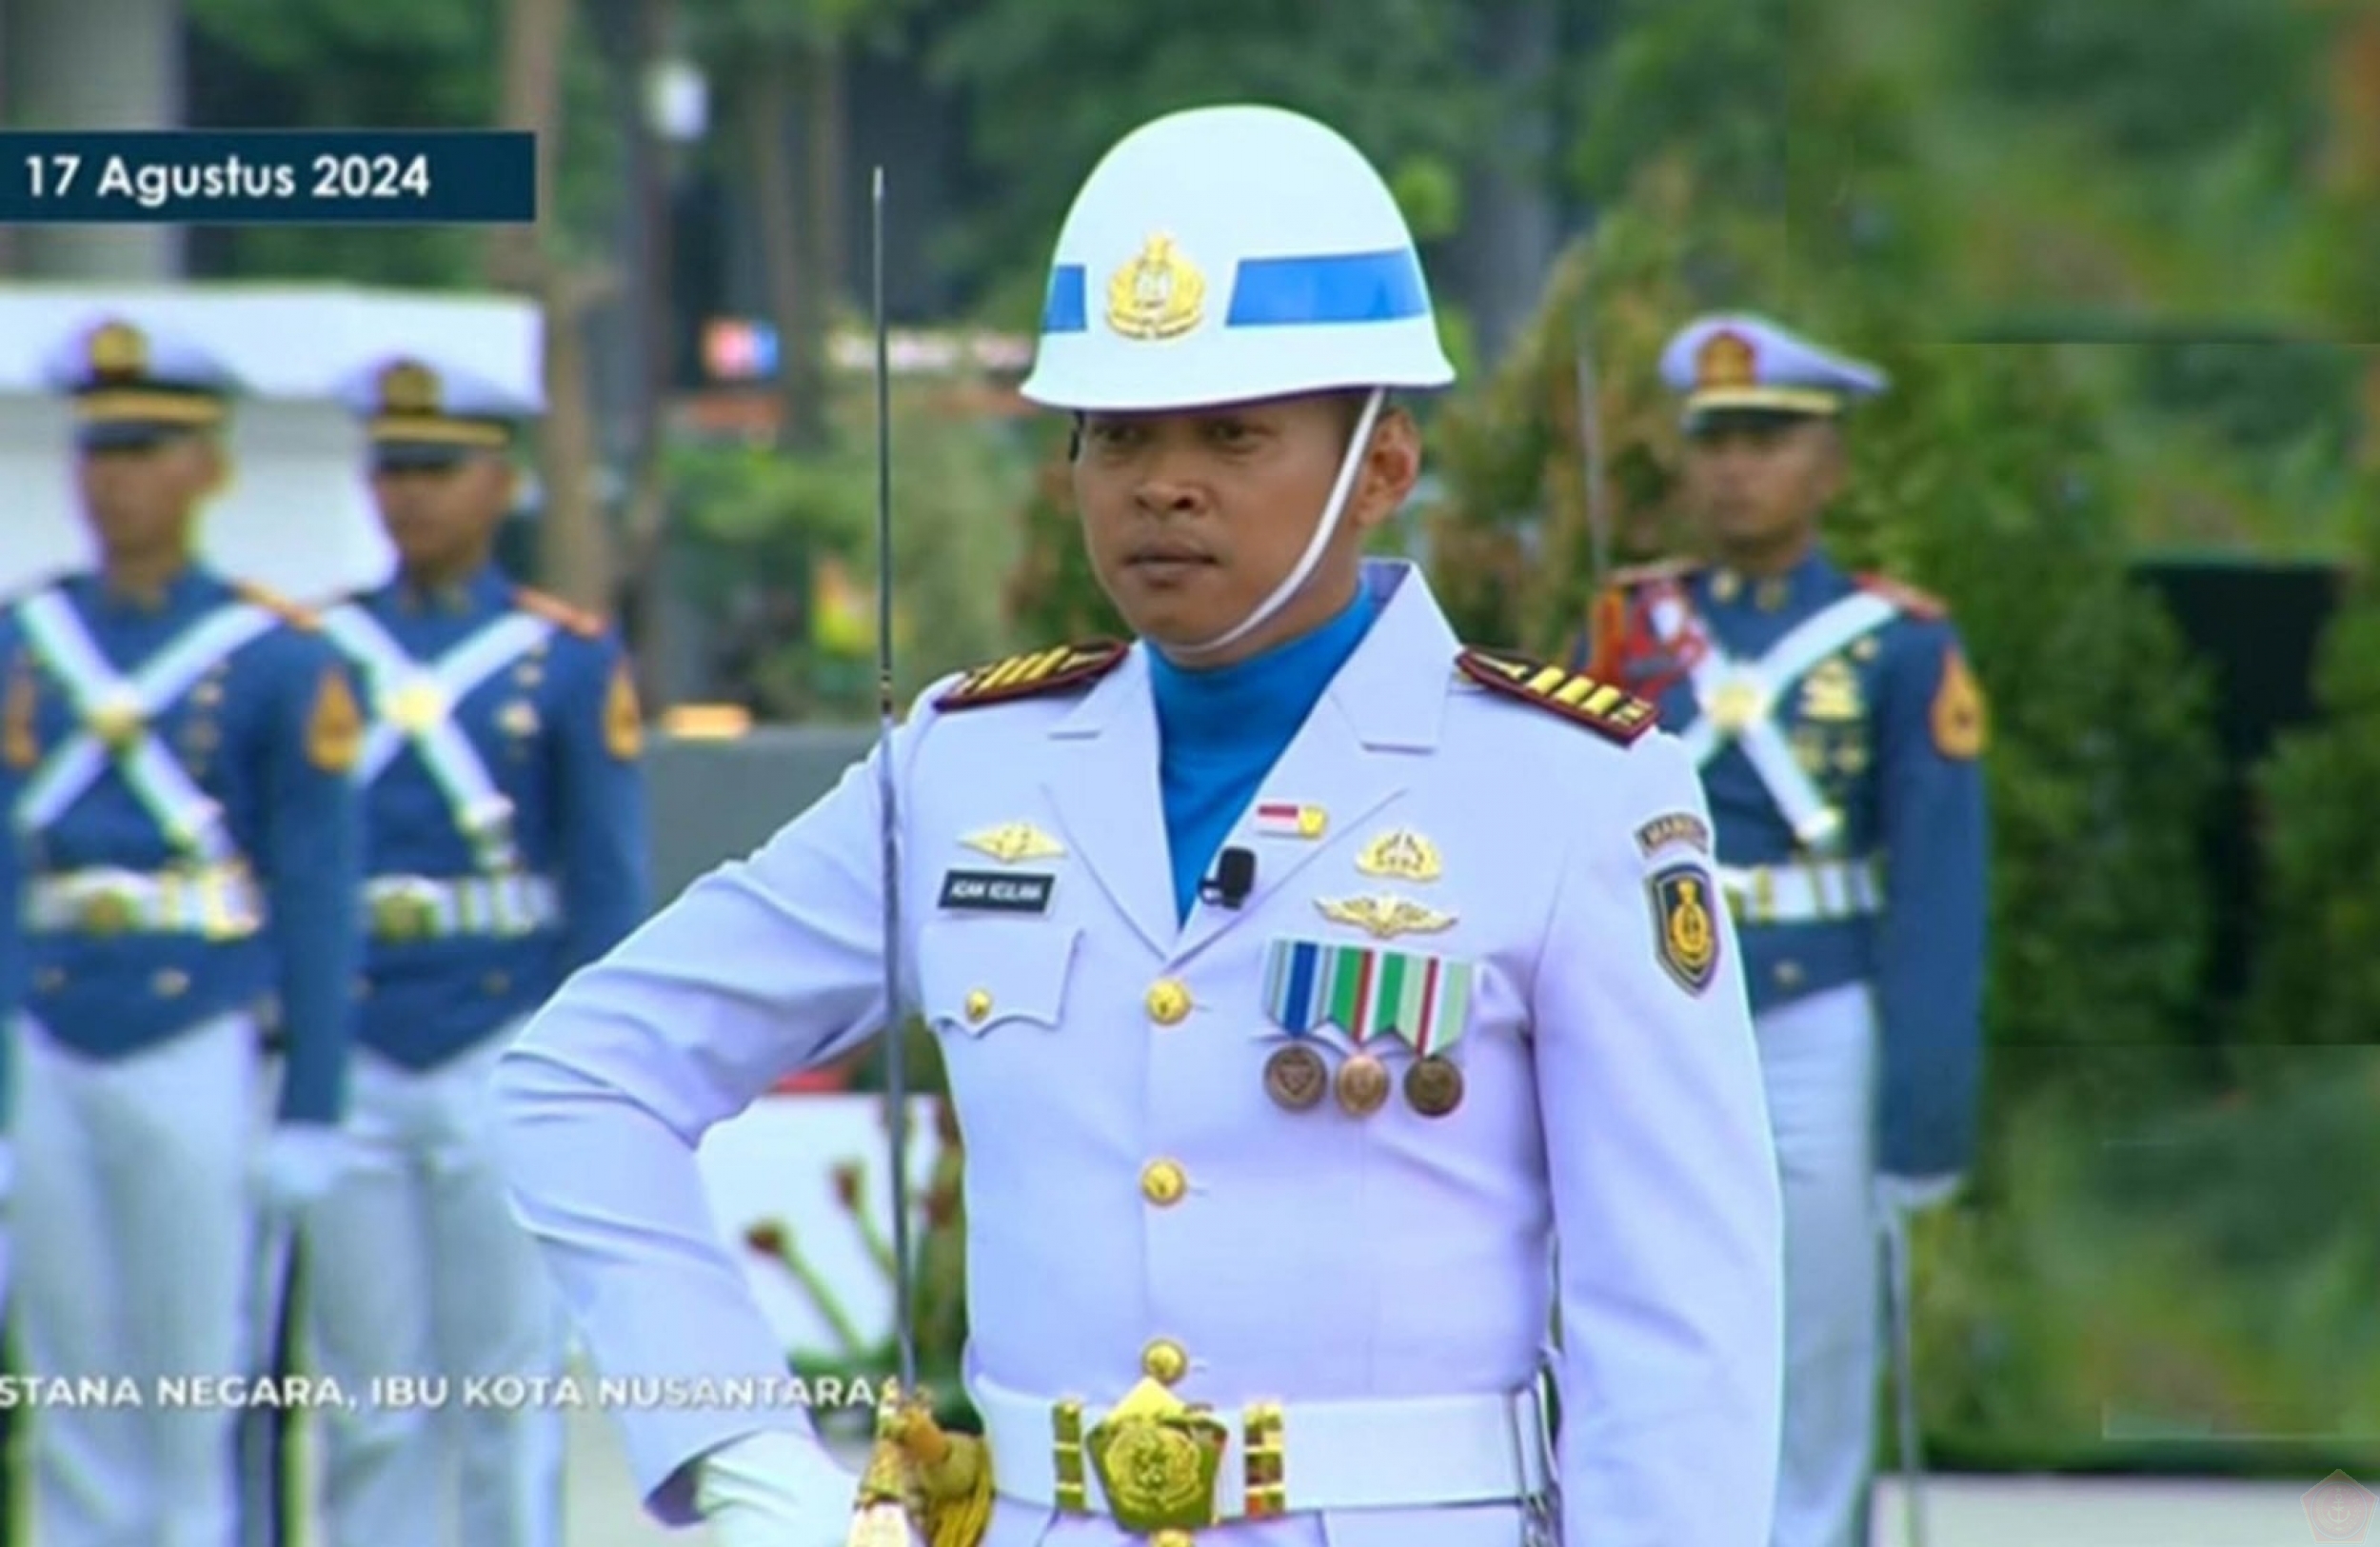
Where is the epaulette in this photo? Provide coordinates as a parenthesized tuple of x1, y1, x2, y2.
(1854, 571, 1948, 620)
(1454, 646, 1658, 745)
(935, 639, 1128, 710)
(1605, 556, 1704, 591)
(233, 580, 320, 632)
(513, 585, 605, 639)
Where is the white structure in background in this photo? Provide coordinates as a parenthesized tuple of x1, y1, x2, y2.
(693, 1094, 945, 1399)
(0, 284, 542, 604)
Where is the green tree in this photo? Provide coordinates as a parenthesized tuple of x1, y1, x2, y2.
(186, 0, 621, 286)
(672, 383, 1033, 720)
(1002, 426, 1129, 647)
(681, 0, 921, 451)
(921, 0, 1489, 322)
(1429, 0, 2221, 1140)
(2241, 478, 2380, 1051)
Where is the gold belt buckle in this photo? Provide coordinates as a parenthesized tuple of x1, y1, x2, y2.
(371, 888, 439, 942)
(1082, 1378, 1229, 1534)
(79, 886, 137, 935)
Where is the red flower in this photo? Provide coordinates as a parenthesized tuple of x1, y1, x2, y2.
(831, 1161, 864, 1210)
(744, 1220, 787, 1257)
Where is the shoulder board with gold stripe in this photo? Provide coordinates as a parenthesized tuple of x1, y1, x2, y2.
(1854, 571, 1947, 620)
(1455, 646, 1658, 745)
(232, 580, 320, 632)
(513, 585, 606, 639)
(935, 639, 1128, 710)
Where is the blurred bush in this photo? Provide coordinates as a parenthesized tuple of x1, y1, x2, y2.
(2242, 470, 2380, 1049)
(1916, 1056, 2380, 1476)
(1423, 168, 2221, 1149)
(671, 387, 1035, 720)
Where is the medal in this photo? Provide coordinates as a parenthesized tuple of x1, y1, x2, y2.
(1403, 1056, 1464, 1118)
(1262, 1044, 1326, 1110)
(1334, 1052, 1390, 1117)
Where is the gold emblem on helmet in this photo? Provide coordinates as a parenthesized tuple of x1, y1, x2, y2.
(88, 321, 148, 380)
(1105, 233, 1205, 342)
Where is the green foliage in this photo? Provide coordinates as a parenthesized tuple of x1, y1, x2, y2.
(922, 0, 1491, 320)
(1820, 336, 2221, 1127)
(670, 387, 1034, 721)
(1567, 0, 1788, 212)
(1953, 0, 2326, 165)
(186, 0, 623, 285)
(999, 426, 1129, 646)
(1916, 1062, 2380, 1475)
(2243, 471, 2380, 1047)
(1432, 128, 2220, 1138)
(682, 0, 916, 51)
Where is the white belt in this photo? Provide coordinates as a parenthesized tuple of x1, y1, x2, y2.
(24, 863, 264, 940)
(970, 1368, 1552, 1524)
(363, 873, 560, 942)
(1719, 857, 1882, 925)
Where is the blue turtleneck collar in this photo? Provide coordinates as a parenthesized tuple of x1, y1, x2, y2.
(1146, 582, 1379, 922)
(1148, 583, 1378, 745)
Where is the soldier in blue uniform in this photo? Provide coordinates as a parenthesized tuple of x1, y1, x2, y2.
(493, 104, 1785, 1547)
(1573, 312, 1991, 1547)
(0, 317, 364, 1547)
(294, 353, 650, 1547)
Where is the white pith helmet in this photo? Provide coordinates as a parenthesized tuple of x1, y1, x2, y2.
(1020, 103, 1455, 412)
(1021, 104, 1456, 655)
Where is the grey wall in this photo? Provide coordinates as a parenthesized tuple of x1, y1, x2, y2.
(645, 725, 878, 905)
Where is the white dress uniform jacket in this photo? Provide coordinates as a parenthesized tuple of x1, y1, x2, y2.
(494, 560, 1784, 1547)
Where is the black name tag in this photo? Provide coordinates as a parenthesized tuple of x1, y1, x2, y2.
(937, 869, 1055, 914)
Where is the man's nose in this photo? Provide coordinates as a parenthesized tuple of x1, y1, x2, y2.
(1132, 449, 1206, 514)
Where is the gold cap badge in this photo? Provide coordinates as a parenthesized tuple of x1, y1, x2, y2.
(378, 360, 442, 414)
(88, 321, 148, 381)
(1105, 233, 1205, 342)
(1696, 329, 1756, 389)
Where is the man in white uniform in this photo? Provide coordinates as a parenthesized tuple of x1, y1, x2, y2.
(494, 103, 1786, 1547)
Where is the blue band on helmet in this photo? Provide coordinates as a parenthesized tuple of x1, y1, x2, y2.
(1041, 267, 1088, 334)
(1223, 250, 1427, 327)
(1039, 248, 1426, 335)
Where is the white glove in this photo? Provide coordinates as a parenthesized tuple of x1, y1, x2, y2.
(695, 1429, 868, 1547)
(1874, 1172, 1961, 1217)
(258, 1124, 355, 1214)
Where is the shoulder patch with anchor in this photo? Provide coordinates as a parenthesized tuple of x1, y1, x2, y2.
(936, 639, 1129, 710)
(1854, 572, 1947, 621)
(1455, 646, 1658, 744)
(233, 580, 321, 632)
(514, 586, 606, 639)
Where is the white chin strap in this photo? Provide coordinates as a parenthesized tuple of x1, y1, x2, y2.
(1168, 387, 1386, 661)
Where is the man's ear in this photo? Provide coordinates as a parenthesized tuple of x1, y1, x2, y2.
(1347, 406, 1421, 536)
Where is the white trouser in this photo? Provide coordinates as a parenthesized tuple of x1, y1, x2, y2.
(302, 1024, 566, 1547)
(17, 1008, 262, 1547)
(1755, 982, 1881, 1547)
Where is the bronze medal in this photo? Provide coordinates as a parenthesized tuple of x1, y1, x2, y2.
(1263, 1044, 1327, 1110)
(1403, 1055, 1464, 1119)
(1334, 1052, 1391, 1117)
